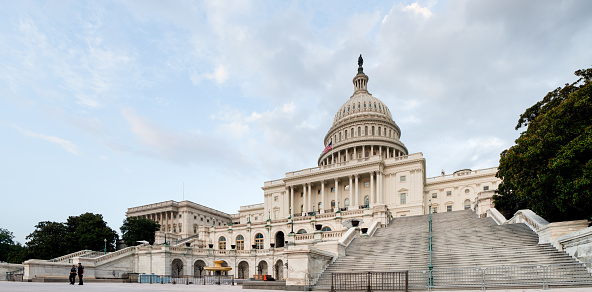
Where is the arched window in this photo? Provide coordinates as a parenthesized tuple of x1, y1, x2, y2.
(365, 126, 368, 136)
(378, 127, 381, 136)
(236, 235, 244, 250)
(344, 198, 350, 209)
(372, 126, 375, 135)
(339, 132, 342, 141)
(464, 199, 471, 210)
(254, 233, 264, 249)
(219, 236, 226, 250)
(321, 226, 332, 232)
(297, 229, 307, 234)
(331, 200, 335, 212)
(364, 196, 369, 208)
(351, 128, 354, 137)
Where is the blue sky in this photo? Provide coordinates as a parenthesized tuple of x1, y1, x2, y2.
(1, 1, 591, 244)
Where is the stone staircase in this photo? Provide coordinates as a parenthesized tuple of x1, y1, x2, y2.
(312, 209, 590, 290)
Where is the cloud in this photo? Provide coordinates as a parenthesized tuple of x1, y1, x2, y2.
(402, 3, 433, 18)
(13, 126, 81, 155)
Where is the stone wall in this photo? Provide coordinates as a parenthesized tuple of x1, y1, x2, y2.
(557, 226, 592, 263)
(0, 262, 23, 281)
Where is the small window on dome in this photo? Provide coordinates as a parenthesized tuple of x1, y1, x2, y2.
(358, 103, 360, 109)
(379, 105, 381, 110)
(364, 103, 366, 108)
(374, 103, 377, 108)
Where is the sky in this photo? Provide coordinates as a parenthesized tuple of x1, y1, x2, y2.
(1, 1, 591, 244)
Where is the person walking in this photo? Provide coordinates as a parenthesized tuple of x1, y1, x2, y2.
(77, 262, 84, 285)
(69, 265, 77, 285)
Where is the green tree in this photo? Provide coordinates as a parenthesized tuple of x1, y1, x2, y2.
(494, 68, 592, 222)
(65, 213, 118, 252)
(25, 221, 68, 260)
(0, 228, 15, 262)
(7, 242, 28, 264)
(120, 217, 160, 246)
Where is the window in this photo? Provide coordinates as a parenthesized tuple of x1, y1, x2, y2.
(483, 186, 489, 191)
(446, 191, 452, 196)
(345, 130, 348, 138)
(300, 205, 304, 213)
(274, 210, 279, 219)
(364, 196, 369, 208)
(219, 236, 227, 250)
(400, 176, 406, 182)
(465, 189, 470, 194)
(201, 218, 203, 221)
(344, 185, 350, 191)
(358, 127, 361, 136)
(300, 192, 303, 197)
(321, 226, 332, 232)
(318, 202, 322, 211)
(331, 187, 335, 192)
(331, 200, 335, 212)
(179, 214, 182, 218)
(254, 216, 258, 221)
(400, 193, 406, 205)
(364, 182, 369, 187)
(432, 193, 437, 198)
(194, 216, 197, 219)
(464, 199, 471, 210)
(236, 235, 244, 250)
(372, 126, 375, 135)
(365, 126, 368, 136)
(378, 127, 381, 136)
(297, 229, 307, 234)
(207, 219, 209, 223)
(344, 198, 350, 209)
(432, 207, 438, 213)
(174, 215, 177, 219)
(254, 233, 264, 249)
(318, 190, 321, 194)
(447, 206, 452, 212)
(274, 196, 278, 201)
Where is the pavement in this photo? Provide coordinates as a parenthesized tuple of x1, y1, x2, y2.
(1, 282, 592, 292)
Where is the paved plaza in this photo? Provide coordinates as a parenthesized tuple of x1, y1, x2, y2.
(2, 282, 592, 292)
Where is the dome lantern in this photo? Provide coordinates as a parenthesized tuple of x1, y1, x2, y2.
(353, 54, 369, 94)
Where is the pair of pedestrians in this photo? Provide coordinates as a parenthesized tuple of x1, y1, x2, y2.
(69, 263, 84, 285)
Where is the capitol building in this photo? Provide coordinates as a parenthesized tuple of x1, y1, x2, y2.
(123, 56, 500, 282)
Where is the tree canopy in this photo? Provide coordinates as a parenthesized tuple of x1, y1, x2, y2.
(18, 213, 118, 261)
(0, 228, 15, 262)
(494, 68, 592, 222)
(120, 217, 160, 246)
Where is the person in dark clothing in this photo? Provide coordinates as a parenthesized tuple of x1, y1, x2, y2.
(69, 265, 77, 285)
(77, 263, 84, 285)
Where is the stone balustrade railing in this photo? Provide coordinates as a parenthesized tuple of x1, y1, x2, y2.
(322, 231, 343, 239)
(48, 250, 92, 262)
(294, 233, 314, 240)
(94, 244, 148, 265)
(486, 208, 507, 225)
(506, 209, 549, 232)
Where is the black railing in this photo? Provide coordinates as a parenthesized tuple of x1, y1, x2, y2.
(138, 274, 235, 285)
(330, 271, 408, 292)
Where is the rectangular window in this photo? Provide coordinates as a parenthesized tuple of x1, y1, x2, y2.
(274, 196, 278, 201)
(274, 210, 279, 220)
(344, 185, 350, 191)
(432, 193, 437, 198)
(432, 207, 438, 213)
(364, 182, 369, 187)
(447, 206, 452, 212)
(483, 186, 489, 191)
(400, 193, 406, 204)
(400, 176, 406, 182)
(446, 191, 452, 196)
(331, 187, 335, 192)
(318, 190, 321, 194)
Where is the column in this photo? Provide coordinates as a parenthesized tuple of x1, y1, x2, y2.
(371, 145, 374, 156)
(302, 184, 307, 214)
(377, 171, 383, 204)
(362, 146, 365, 157)
(354, 147, 357, 159)
(346, 149, 349, 161)
(338, 151, 341, 163)
(379, 146, 382, 158)
(370, 172, 375, 205)
(354, 174, 359, 207)
(334, 178, 339, 211)
(308, 183, 312, 213)
(290, 186, 294, 218)
(321, 181, 325, 213)
(348, 175, 353, 210)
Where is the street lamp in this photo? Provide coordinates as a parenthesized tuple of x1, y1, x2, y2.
(104, 238, 107, 255)
(428, 199, 433, 287)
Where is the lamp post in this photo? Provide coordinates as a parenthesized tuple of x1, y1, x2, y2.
(428, 199, 433, 287)
(104, 238, 107, 255)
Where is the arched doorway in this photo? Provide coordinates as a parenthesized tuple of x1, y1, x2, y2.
(257, 260, 268, 275)
(275, 231, 285, 248)
(171, 259, 184, 276)
(194, 260, 206, 277)
(237, 261, 249, 279)
(275, 260, 284, 280)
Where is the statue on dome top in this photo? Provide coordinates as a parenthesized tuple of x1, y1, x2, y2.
(358, 54, 363, 67)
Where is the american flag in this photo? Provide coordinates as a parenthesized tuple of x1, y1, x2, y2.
(323, 141, 333, 153)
